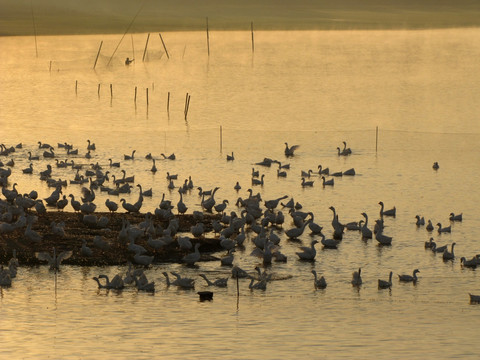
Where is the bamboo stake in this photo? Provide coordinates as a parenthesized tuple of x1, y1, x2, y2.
(236, 275, 240, 310)
(146, 88, 149, 106)
(93, 41, 103, 69)
(134, 86, 137, 103)
(49, 61, 52, 72)
(376, 126, 379, 153)
(167, 92, 170, 112)
(159, 33, 170, 59)
(98, 83, 101, 98)
(131, 34, 135, 59)
(110, 84, 113, 99)
(142, 33, 150, 62)
(75, 80, 78, 95)
(206, 17, 210, 56)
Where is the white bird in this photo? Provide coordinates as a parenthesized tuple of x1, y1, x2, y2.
(295, 240, 318, 261)
(311, 270, 327, 289)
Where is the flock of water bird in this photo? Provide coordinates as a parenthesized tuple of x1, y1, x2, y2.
(0, 139, 479, 303)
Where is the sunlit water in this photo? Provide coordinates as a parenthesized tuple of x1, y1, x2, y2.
(1, 29, 480, 359)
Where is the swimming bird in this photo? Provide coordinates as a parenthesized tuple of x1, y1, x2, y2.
(469, 293, 480, 304)
(311, 270, 327, 289)
(133, 251, 154, 266)
(108, 158, 120, 167)
(252, 174, 265, 186)
(449, 213, 462, 222)
(170, 271, 195, 289)
(28, 151, 40, 161)
(360, 212, 373, 239)
(234, 181, 242, 191)
(150, 158, 157, 173)
(342, 168, 356, 176)
(98, 274, 124, 290)
(375, 223, 392, 245)
(379, 201, 396, 217)
(437, 223, 451, 233)
(286, 219, 312, 240)
(320, 233, 338, 249)
(124, 150, 136, 160)
(301, 177, 314, 187)
(249, 277, 267, 290)
(378, 271, 393, 289)
(321, 176, 334, 187)
(398, 269, 420, 282)
(431, 242, 448, 253)
(221, 248, 236, 266)
(426, 220, 434, 232)
(432, 162, 439, 170)
(415, 215, 425, 226)
(161, 153, 176, 160)
(199, 274, 228, 287)
(231, 265, 250, 279)
(35, 247, 73, 270)
(295, 239, 318, 261)
(442, 242, 456, 260)
(460, 256, 478, 268)
(226, 152, 234, 161)
(351, 268, 363, 286)
(284, 142, 299, 157)
(424, 237, 435, 249)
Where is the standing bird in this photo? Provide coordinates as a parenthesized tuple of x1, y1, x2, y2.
(105, 199, 118, 213)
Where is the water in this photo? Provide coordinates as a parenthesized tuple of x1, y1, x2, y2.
(1, 29, 480, 359)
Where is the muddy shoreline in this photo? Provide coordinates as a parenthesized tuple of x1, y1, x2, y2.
(0, 211, 224, 266)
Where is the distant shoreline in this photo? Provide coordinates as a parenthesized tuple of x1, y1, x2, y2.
(1, 5, 480, 37)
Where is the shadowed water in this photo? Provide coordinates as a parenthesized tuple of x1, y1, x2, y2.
(1, 29, 480, 359)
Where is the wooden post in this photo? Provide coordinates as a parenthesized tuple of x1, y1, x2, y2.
(98, 83, 101, 98)
(49, 60, 52, 72)
(376, 126, 378, 153)
(251, 21, 254, 53)
(131, 34, 135, 60)
(206, 17, 210, 56)
(236, 275, 239, 310)
(142, 33, 150, 62)
(167, 92, 170, 112)
(75, 80, 78, 95)
(93, 41, 103, 69)
(110, 84, 113, 99)
(184, 93, 191, 120)
(134, 86, 137, 103)
(159, 33, 170, 59)
(146, 88, 149, 106)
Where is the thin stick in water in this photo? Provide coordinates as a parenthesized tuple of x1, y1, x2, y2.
(131, 34, 135, 59)
(376, 126, 379, 153)
(75, 80, 78, 95)
(167, 92, 170, 112)
(98, 83, 101, 98)
(110, 84, 113, 99)
(220, 125, 223, 152)
(206, 17, 210, 56)
(251, 21, 254, 53)
(134, 86, 137, 103)
(146, 88, 149, 106)
(142, 33, 150, 62)
(30, 0, 38, 58)
(93, 40, 103, 69)
(159, 33, 170, 59)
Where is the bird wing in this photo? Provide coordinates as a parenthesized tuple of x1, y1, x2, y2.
(35, 252, 53, 263)
(57, 250, 73, 265)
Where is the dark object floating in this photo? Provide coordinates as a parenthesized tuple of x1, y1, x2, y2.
(433, 162, 439, 170)
(470, 293, 480, 304)
(198, 291, 213, 301)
